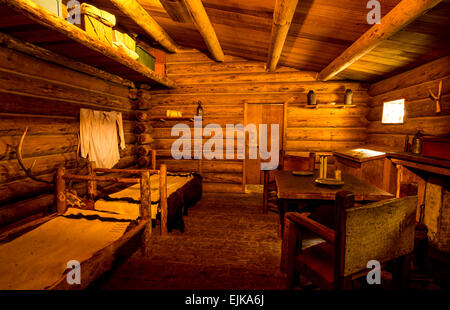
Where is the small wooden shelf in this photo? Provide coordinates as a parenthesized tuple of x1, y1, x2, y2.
(151, 117, 194, 122)
(304, 104, 357, 109)
(0, 0, 176, 88)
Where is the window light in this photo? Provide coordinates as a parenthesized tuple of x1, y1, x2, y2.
(382, 99, 405, 124)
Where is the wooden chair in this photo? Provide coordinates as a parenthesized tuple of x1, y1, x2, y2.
(263, 151, 315, 214)
(286, 186, 418, 290)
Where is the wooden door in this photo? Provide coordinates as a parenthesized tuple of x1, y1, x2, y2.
(245, 104, 284, 185)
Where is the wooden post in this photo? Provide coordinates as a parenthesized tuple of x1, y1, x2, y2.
(263, 170, 269, 214)
(87, 161, 97, 201)
(160, 164, 168, 236)
(334, 191, 355, 289)
(151, 150, 157, 170)
(140, 171, 152, 257)
(55, 167, 66, 214)
(396, 164, 404, 198)
(286, 217, 299, 288)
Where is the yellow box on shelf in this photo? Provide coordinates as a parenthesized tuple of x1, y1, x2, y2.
(31, 0, 62, 16)
(78, 3, 116, 46)
(113, 29, 138, 60)
(113, 29, 136, 51)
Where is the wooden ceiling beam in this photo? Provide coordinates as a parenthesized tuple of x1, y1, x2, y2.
(266, 0, 299, 72)
(182, 0, 225, 62)
(107, 0, 179, 53)
(318, 0, 444, 81)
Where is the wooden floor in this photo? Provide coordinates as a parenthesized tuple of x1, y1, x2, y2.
(93, 191, 446, 290)
(96, 192, 286, 290)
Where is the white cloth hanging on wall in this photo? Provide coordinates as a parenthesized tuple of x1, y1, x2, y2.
(80, 108, 126, 169)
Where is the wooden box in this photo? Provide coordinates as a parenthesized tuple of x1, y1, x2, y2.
(31, 0, 63, 17)
(136, 45, 156, 71)
(112, 29, 138, 60)
(113, 29, 135, 51)
(79, 3, 116, 46)
(334, 148, 388, 191)
(422, 137, 450, 161)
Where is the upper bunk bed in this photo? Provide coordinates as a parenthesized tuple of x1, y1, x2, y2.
(0, 0, 176, 88)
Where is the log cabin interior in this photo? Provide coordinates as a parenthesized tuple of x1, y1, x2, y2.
(0, 0, 449, 293)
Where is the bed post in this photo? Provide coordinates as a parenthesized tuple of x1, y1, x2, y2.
(151, 149, 157, 170)
(55, 167, 66, 214)
(160, 164, 168, 236)
(140, 171, 152, 257)
(87, 161, 97, 201)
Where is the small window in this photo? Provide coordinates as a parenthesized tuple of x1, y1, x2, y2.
(382, 99, 405, 124)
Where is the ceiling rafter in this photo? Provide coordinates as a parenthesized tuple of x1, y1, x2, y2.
(266, 0, 299, 72)
(318, 0, 444, 81)
(182, 0, 225, 62)
(107, 0, 180, 52)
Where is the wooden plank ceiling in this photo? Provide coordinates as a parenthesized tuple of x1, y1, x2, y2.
(90, 0, 450, 82)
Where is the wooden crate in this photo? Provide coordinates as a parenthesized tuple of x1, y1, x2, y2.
(422, 137, 450, 161)
(334, 148, 388, 192)
(79, 3, 116, 46)
(31, 0, 62, 16)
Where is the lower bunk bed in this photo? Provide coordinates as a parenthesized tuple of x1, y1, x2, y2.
(0, 159, 202, 290)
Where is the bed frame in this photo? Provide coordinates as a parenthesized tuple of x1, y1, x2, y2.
(0, 168, 159, 290)
(0, 150, 200, 289)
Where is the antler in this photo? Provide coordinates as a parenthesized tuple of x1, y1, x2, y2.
(428, 80, 442, 113)
(17, 128, 54, 184)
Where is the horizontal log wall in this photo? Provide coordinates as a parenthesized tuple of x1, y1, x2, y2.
(367, 55, 450, 149)
(145, 49, 370, 192)
(0, 46, 139, 228)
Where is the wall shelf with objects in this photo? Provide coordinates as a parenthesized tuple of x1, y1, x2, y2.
(0, 0, 176, 88)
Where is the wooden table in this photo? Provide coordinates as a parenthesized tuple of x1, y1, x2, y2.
(276, 171, 394, 273)
(275, 171, 394, 234)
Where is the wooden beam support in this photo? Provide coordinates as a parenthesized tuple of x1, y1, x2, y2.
(182, 0, 224, 62)
(318, 0, 444, 81)
(107, 0, 179, 53)
(266, 0, 299, 72)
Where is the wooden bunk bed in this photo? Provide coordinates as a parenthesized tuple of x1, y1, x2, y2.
(87, 151, 202, 235)
(0, 152, 202, 290)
